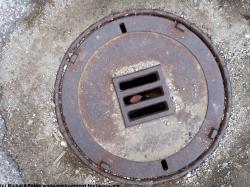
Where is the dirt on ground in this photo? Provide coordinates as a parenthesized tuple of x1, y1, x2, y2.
(0, 0, 249, 186)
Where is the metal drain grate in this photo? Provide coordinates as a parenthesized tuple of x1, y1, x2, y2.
(113, 65, 175, 127)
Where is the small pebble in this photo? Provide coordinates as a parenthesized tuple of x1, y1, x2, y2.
(222, 162, 228, 168)
(60, 141, 67, 147)
(75, 169, 79, 175)
(27, 119, 33, 125)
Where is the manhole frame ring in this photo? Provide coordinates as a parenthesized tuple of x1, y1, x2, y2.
(54, 9, 231, 185)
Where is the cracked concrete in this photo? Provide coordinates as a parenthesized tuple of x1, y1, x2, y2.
(0, 0, 249, 186)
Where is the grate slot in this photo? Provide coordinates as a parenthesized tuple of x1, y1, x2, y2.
(119, 72, 159, 90)
(161, 159, 168, 170)
(119, 23, 127, 33)
(128, 102, 168, 121)
(123, 87, 164, 105)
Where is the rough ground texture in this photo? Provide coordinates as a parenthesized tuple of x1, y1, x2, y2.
(0, 0, 249, 186)
(0, 114, 23, 183)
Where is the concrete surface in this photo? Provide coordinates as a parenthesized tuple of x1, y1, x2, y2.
(0, 114, 23, 183)
(0, 0, 249, 186)
(0, 0, 30, 58)
(0, 0, 28, 184)
(0, 115, 5, 144)
(0, 149, 23, 184)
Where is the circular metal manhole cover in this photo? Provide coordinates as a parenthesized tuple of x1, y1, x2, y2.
(55, 10, 231, 185)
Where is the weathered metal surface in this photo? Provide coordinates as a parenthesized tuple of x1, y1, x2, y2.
(54, 10, 231, 185)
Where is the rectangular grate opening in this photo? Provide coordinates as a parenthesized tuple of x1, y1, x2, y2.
(119, 23, 127, 33)
(128, 102, 168, 121)
(123, 87, 164, 105)
(112, 65, 175, 127)
(119, 72, 159, 90)
(161, 159, 168, 170)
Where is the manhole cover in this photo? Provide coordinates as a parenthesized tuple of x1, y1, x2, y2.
(55, 10, 231, 185)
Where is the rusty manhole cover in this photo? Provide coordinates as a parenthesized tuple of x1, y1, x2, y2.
(54, 10, 231, 185)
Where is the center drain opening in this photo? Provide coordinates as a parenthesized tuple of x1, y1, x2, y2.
(119, 72, 159, 90)
(113, 65, 175, 127)
(128, 102, 168, 121)
(123, 87, 164, 105)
